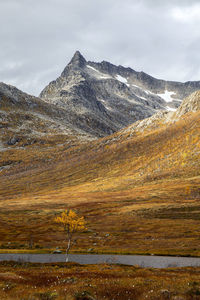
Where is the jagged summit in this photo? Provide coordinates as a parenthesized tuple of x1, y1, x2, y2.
(61, 51, 86, 76)
(69, 50, 86, 67)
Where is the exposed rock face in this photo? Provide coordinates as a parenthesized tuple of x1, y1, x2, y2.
(119, 89, 200, 137)
(40, 51, 200, 138)
(175, 90, 200, 118)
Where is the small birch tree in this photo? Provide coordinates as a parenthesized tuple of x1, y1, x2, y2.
(55, 209, 86, 262)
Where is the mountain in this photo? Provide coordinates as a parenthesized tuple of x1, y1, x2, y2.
(2, 51, 200, 147)
(40, 51, 200, 138)
(1, 87, 199, 199)
(118, 89, 200, 136)
(0, 76, 200, 256)
(1, 53, 200, 197)
(0, 81, 100, 153)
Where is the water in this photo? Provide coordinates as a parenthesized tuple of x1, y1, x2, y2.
(0, 253, 200, 268)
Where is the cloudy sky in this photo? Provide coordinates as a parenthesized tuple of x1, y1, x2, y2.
(1, 0, 200, 96)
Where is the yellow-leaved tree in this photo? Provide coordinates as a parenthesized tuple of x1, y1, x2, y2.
(55, 209, 86, 262)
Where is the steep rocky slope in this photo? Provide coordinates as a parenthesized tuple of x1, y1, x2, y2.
(116, 89, 200, 137)
(0, 81, 99, 152)
(175, 90, 200, 118)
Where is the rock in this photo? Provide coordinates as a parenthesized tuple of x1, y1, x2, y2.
(75, 290, 96, 300)
(87, 248, 94, 252)
(174, 90, 200, 119)
(7, 137, 20, 146)
(160, 289, 171, 299)
(52, 249, 62, 254)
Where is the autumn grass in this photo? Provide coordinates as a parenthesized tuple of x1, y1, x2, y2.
(1, 195, 200, 257)
(0, 111, 200, 256)
(1, 261, 200, 299)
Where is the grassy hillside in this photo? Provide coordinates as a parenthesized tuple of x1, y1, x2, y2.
(0, 99, 200, 255)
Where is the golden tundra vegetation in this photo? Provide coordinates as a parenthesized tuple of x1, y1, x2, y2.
(0, 98, 200, 257)
(1, 261, 200, 300)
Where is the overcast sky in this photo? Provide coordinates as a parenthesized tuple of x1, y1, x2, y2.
(1, 0, 200, 96)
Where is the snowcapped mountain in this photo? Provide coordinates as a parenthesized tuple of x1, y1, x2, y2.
(40, 51, 200, 138)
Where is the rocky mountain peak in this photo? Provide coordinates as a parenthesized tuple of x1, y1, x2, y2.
(61, 51, 86, 77)
(69, 50, 86, 67)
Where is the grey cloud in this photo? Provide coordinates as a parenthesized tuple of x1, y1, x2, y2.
(0, 0, 200, 95)
(140, 0, 200, 6)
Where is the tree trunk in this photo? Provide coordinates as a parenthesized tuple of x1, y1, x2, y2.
(66, 238, 71, 262)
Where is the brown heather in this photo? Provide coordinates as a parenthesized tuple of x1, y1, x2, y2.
(1, 262, 200, 299)
(0, 107, 199, 256)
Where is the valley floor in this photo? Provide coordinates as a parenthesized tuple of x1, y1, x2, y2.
(1, 184, 200, 257)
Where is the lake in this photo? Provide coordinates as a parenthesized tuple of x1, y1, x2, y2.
(1, 253, 200, 268)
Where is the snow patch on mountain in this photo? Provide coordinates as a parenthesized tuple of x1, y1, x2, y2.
(115, 75, 129, 86)
(158, 90, 176, 102)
